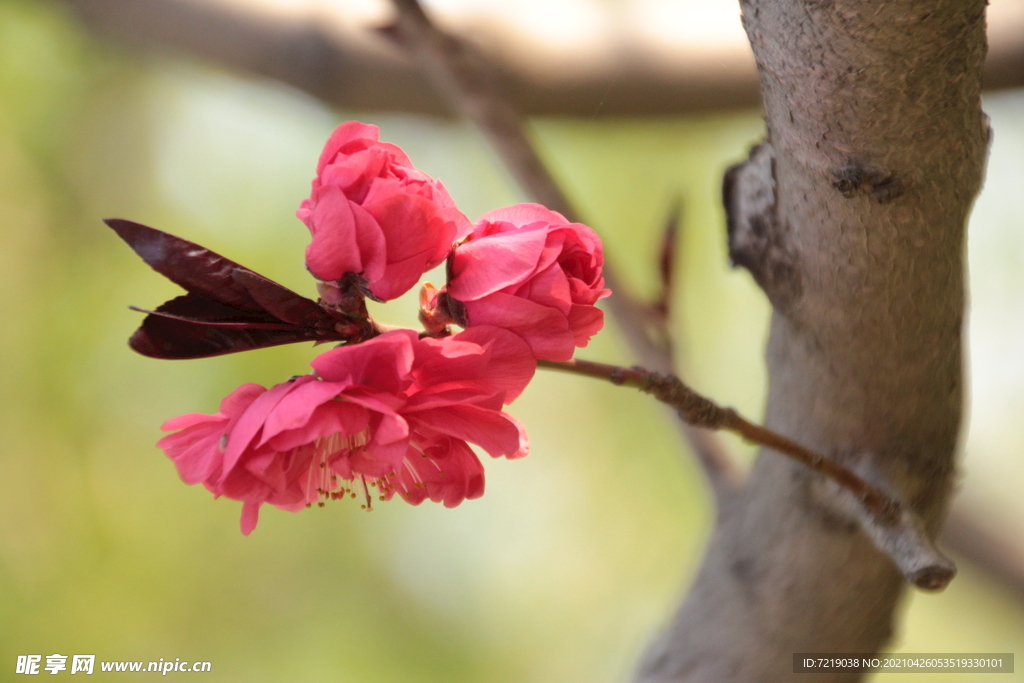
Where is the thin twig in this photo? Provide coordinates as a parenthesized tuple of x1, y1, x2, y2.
(539, 359, 895, 520)
(654, 196, 682, 321)
(538, 358, 957, 589)
(645, 198, 745, 500)
(384, 0, 743, 503)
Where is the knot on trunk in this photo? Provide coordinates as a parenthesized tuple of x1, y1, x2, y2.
(723, 141, 802, 311)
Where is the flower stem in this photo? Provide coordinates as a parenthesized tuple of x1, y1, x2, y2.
(537, 358, 901, 525)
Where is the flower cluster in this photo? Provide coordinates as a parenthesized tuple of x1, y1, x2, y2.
(156, 121, 609, 533)
(440, 204, 610, 362)
(296, 121, 471, 303)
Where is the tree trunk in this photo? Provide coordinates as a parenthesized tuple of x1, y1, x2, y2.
(634, 1, 989, 681)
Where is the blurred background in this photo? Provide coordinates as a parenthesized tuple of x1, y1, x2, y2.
(0, 0, 1022, 680)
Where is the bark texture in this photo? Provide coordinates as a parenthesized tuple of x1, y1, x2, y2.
(635, 2, 989, 681)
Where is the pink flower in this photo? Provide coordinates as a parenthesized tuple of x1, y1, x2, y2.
(441, 203, 611, 361)
(158, 327, 534, 534)
(297, 121, 471, 302)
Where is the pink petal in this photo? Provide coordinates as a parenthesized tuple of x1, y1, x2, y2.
(447, 224, 549, 300)
(220, 466, 270, 501)
(350, 201, 388, 283)
(311, 330, 417, 390)
(315, 121, 379, 176)
(506, 412, 531, 459)
(350, 413, 408, 477)
(335, 389, 406, 414)
(161, 412, 223, 433)
(320, 147, 387, 203)
(329, 455, 354, 481)
(462, 293, 575, 362)
(567, 277, 609, 306)
(159, 383, 269, 486)
(459, 327, 536, 401)
(514, 262, 572, 316)
(303, 186, 369, 280)
(403, 389, 504, 412)
(397, 437, 484, 507)
(371, 412, 410, 448)
(242, 447, 289, 484)
(220, 377, 315, 479)
(158, 422, 225, 485)
(531, 234, 566, 277)
(410, 336, 489, 386)
(363, 182, 455, 264)
(371, 251, 435, 303)
(257, 379, 341, 445)
(266, 400, 369, 452)
(412, 326, 536, 403)
(240, 500, 262, 535)
(478, 203, 569, 227)
(219, 383, 270, 417)
(406, 404, 522, 458)
(296, 197, 312, 225)
(566, 304, 605, 346)
(374, 141, 414, 168)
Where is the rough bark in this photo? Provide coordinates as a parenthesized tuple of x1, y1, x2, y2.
(634, 2, 989, 681)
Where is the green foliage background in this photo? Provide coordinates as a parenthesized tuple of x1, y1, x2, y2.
(0, 2, 1021, 680)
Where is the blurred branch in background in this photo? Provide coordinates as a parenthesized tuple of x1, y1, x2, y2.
(941, 505, 1024, 603)
(62, 0, 1024, 117)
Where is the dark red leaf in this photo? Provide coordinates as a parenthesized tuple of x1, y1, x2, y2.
(130, 295, 300, 331)
(129, 314, 341, 359)
(108, 218, 364, 359)
(231, 269, 341, 328)
(106, 218, 264, 312)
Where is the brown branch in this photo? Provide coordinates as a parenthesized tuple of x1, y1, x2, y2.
(538, 358, 956, 590)
(62, 0, 1024, 117)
